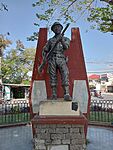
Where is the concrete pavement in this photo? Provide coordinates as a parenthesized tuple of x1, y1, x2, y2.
(0, 125, 113, 150)
(0, 125, 33, 150)
(87, 126, 113, 150)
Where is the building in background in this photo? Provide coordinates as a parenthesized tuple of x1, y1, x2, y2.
(88, 73, 113, 93)
(1, 83, 30, 100)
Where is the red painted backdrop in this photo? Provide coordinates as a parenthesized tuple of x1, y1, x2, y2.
(30, 27, 91, 116)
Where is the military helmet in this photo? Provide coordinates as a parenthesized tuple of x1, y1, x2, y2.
(51, 22, 63, 31)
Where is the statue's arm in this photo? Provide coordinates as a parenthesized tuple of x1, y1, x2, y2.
(61, 37, 70, 50)
(38, 40, 51, 74)
(42, 40, 50, 59)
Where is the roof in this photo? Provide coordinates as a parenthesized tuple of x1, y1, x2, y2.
(2, 83, 30, 87)
(88, 74, 100, 80)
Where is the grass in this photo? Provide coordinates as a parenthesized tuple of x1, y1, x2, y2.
(89, 111, 113, 123)
(0, 111, 113, 125)
(0, 113, 30, 125)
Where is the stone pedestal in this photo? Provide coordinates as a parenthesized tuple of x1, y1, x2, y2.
(32, 101, 87, 150)
(39, 100, 80, 116)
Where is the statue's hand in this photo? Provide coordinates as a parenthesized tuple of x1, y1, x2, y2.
(57, 34, 63, 42)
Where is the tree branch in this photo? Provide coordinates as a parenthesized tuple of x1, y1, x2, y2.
(63, 0, 77, 15)
(75, 0, 95, 22)
(100, 0, 113, 5)
(0, 3, 8, 11)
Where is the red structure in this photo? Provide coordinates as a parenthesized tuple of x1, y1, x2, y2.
(30, 27, 91, 138)
(30, 27, 90, 114)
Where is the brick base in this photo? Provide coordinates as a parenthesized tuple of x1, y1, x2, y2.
(32, 115, 87, 150)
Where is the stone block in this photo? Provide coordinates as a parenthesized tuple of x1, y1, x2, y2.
(65, 133, 71, 139)
(70, 133, 81, 139)
(35, 143, 46, 150)
(45, 139, 52, 145)
(71, 139, 78, 145)
(31, 80, 47, 113)
(56, 128, 68, 133)
(72, 80, 88, 113)
(62, 139, 70, 144)
(49, 124, 57, 128)
(47, 128, 56, 133)
(39, 128, 48, 133)
(51, 139, 61, 145)
(70, 127, 79, 133)
(35, 139, 45, 144)
(39, 100, 80, 116)
(70, 145, 81, 150)
(57, 124, 71, 128)
(51, 134, 65, 140)
(36, 133, 50, 140)
(37, 124, 50, 128)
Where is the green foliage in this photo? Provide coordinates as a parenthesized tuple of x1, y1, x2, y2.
(29, 0, 95, 41)
(2, 41, 36, 84)
(87, 5, 113, 33)
(30, 0, 113, 41)
(33, 0, 79, 25)
(27, 32, 39, 41)
(0, 34, 12, 56)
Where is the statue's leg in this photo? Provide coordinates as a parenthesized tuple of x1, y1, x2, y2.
(63, 86, 71, 101)
(48, 59, 57, 100)
(51, 86, 57, 100)
(58, 58, 71, 101)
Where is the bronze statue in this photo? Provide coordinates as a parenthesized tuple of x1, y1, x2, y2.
(38, 22, 71, 101)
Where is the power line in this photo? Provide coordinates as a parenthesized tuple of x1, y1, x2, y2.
(86, 61, 113, 64)
(87, 70, 113, 73)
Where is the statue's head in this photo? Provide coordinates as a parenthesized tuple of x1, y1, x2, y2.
(51, 22, 63, 34)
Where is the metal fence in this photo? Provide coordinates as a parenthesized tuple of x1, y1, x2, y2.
(0, 99, 113, 126)
(89, 99, 113, 125)
(0, 100, 30, 125)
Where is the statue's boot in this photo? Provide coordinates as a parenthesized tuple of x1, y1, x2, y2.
(63, 86, 72, 101)
(51, 86, 57, 100)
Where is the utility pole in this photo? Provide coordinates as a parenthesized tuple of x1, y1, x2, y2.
(0, 48, 2, 99)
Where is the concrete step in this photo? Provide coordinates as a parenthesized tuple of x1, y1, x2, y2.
(39, 99, 80, 116)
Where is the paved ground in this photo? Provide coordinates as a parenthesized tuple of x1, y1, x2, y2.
(87, 126, 113, 150)
(0, 125, 113, 150)
(0, 125, 33, 150)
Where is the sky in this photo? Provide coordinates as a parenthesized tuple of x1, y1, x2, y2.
(1, 0, 113, 74)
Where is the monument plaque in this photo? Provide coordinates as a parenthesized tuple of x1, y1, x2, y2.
(31, 80, 47, 113)
(72, 80, 88, 113)
(39, 100, 80, 116)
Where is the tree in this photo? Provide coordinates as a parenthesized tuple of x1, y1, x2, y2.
(2, 41, 36, 84)
(0, 34, 12, 56)
(0, 34, 12, 84)
(30, 0, 113, 40)
(87, 0, 113, 33)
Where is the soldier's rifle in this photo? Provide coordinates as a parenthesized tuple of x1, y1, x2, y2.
(38, 23, 70, 74)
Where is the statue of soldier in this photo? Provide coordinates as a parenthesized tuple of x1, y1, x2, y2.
(38, 22, 71, 101)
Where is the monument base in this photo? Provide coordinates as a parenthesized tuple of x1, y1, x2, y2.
(32, 115, 87, 150)
(39, 100, 80, 116)
(32, 100, 87, 150)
